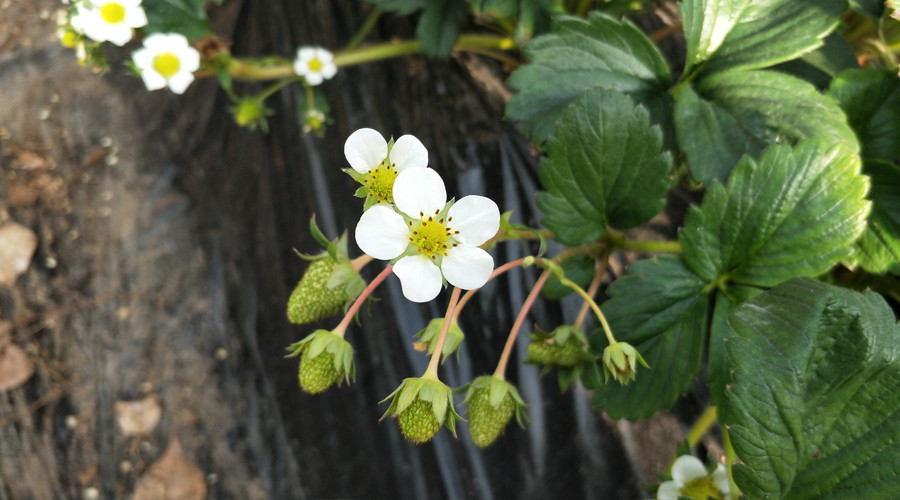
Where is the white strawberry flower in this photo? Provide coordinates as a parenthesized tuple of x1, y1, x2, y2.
(70, 0, 147, 46)
(293, 46, 337, 86)
(657, 455, 731, 500)
(131, 33, 201, 95)
(344, 128, 428, 207)
(355, 168, 500, 303)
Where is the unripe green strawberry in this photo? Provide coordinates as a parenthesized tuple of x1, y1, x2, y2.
(380, 375, 462, 444)
(299, 349, 340, 394)
(287, 329, 356, 395)
(462, 375, 527, 448)
(287, 258, 351, 325)
(525, 325, 594, 368)
(398, 398, 443, 444)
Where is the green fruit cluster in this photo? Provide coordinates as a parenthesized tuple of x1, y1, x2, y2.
(398, 398, 443, 444)
(299, 349, 341, 394)
(287, 329, 355, 395)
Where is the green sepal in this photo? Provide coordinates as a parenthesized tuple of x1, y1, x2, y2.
(380, 375, 463, 442)
(286, 329, 356, 393)
(413, 317, 465, 363)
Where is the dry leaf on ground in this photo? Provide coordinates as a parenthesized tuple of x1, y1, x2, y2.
(115, 395, 163, 436)
(0, 343, 35, 392)
(0, 222, 37, 286)
(133, 439, 207, 500)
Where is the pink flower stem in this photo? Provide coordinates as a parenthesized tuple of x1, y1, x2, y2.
(335, 264, 394, 337)
(492, 268, 552, 380)
(424, 286, 462, 379)
(452, 257, 530, 321)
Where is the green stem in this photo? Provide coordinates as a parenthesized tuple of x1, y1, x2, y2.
(573, 253, 609, 330)
(424, 287, 463, 378)
(620, 238, 682, 253)
(258, 75, 303, 100)
(554, 267, 615, 345)
(345, 8, 382, 51)
(723, 426, 741, 500)
(686, 406, 718, 448)
(335, 264, 394, 336)
(493, 268, 553, 379)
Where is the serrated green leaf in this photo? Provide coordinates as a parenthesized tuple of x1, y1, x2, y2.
(854, 160, 900, 273)
(506, 12, 672, 142)
(416, 0, 468, 57)
(675, 69, 859, 183)
(680, 140, 870, 286)
(708, 287, 762, 407)
(143, 0, 212, 40)
(588, 256, 707, 419)
(680, 0, 751, 75)
(687, 0, 846, 76)
(828, 69, 900, 161)
(536, 88, 671, 246)
(772, 32, 860, 89)
(723, 278, 900, 499)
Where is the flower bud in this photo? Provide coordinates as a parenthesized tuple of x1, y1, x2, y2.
(231, 97, 271, 131)
(601, 341, 649, 385)
(412, 317, 465, 362)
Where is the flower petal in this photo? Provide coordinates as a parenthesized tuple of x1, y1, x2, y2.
(711, 464, 731, 498)
(655, 480, 681, 499)
(166, 72, 195, 94)
(394, 255, 443, 302)
(393, 168, 446, 219)
(389, 135, 428, 172)
(447, 195, 500, 246)
(670, 455, 708, 484)
(344, 128, 387, 174)
(441, 246, 493, 290)
(355, 205, 409, 260)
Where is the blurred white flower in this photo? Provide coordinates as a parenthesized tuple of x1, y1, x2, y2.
(355, 168, 499, 303)
(70, 0, 147, 46)
(293, 46, 337, 86)
(132, 33, 201, 94)
(657, 455, 731, 500)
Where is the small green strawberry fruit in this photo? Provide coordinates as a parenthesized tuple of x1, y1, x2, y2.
(525, 325, 594, 368)
(602, 341, 649, 385)
(380, 375, 462, 444)
(398, 399, 443, 444)
(412, 317, 465, 362)
(462, 375, 527, 448)
(287, 329, 355, 394)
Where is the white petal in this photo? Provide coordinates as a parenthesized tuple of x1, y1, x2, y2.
(321, 63, 338, 79)
(393, 168, 446, 219)
(139, 68, 167, 91)
(670, 455, 708, 484)
(711, 464, 730, 497)
(393, 255, 443, 303)
(355, 205, 409, 260)
(441, 246, 494, 290)
(447, 195, 500, 246)
(389, 135, 428, 172)
(105, 24, 133, 46)
(166, 72, 194, 94)
(124, 6, 148, 28)
(305, 72, 324, 86)
(656, 480, 681, 499)
(344, 128, 387, 174)
(179, 47, 201, 72)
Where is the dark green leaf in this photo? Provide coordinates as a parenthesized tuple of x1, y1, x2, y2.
(536, 89, 671, 246)
(541, 255, 596, 300)
(854, 160, 900, 273)
(588, 256, 708, 419)
(708, 287, 762, 407)
(143, 0, 212, 40)
(828, 69, 900, 160)
(723, 278, 900, 499)
(363, 0, 426, 15)
(416, 0, 468, 57)
(680, 140, 871, 286)
(675, 69, 859, 182)
(772, 32, 860, 89)
(849, 0, 885, 18)
(506, 12, 671, 142)
(685, 0, 846, 76)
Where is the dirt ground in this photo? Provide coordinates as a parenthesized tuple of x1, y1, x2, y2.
(0, 1, 690, 499)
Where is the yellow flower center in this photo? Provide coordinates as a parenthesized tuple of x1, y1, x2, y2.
(408, 213, 458, 260)
(308, 58, 323, 72)
(100, 2, 126, 24)
(363, 161, 398, 204)
(153, 52, 181, 79)
(681, 475, 725, 500)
